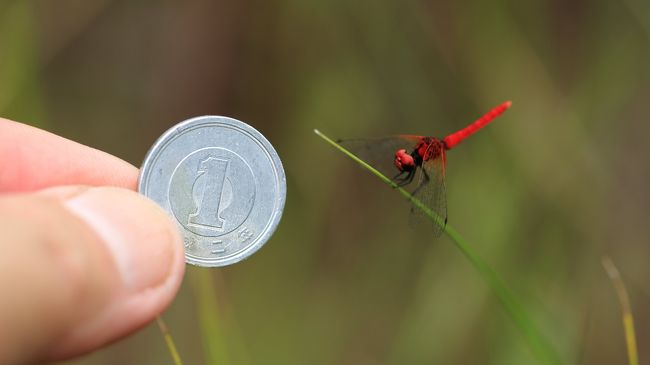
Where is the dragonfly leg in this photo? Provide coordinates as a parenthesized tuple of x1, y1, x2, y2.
(392, 171, 405, 180)
(393, 170, 409, 187)
(405, 170, 416, 185)
(395, 170, 417, 187)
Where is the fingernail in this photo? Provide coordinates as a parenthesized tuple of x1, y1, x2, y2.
(64, 187, 183, 292)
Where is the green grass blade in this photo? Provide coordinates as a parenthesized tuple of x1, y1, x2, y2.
(602, 256, 639, 365)
(156, 316, 184, 365)
(314, 129, 563, 365)
(191, 268, 231, 365)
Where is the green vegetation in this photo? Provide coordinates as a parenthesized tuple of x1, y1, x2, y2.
(315, 129, 562, 365)
(2, 1, 648, 364)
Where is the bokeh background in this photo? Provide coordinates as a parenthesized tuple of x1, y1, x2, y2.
(2, 0, 650, 364)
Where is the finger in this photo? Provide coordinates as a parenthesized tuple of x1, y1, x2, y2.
(0, 186, 185, 364)
(0, 118, 138, 192)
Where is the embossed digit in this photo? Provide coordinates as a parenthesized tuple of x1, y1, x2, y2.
(188, 157, 229, 230)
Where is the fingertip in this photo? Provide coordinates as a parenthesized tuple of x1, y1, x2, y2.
(0, 118, 139, 192)
(53, 187, 186, 357)
(65, 187, 184, 293)
(0, 187, 185, 362)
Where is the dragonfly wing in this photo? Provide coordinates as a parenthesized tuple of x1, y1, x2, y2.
(408, 146, 447, 236)
(339, 134, 446, 235)
(338, 135, 422, 180)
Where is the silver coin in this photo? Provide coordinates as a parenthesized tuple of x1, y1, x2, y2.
(138, 116, 286, 267)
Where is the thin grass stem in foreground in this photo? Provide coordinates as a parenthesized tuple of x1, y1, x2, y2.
(156, 315, 183, 365)
(314, 129, 563, 365)
(602, 256, 639, 365)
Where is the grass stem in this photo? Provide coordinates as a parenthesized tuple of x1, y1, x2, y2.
(315, 129, 563, 365)
(602, 256, 639, 365)
(191, 269, 231, 365)
(156, 315, 184, 365)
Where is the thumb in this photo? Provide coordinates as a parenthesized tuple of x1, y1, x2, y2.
(0, 186, 185, 364)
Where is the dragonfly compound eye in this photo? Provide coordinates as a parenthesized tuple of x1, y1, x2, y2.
(394, 149, 415, 171)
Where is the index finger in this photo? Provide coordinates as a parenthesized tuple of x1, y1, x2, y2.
(0, 118, 138, 192)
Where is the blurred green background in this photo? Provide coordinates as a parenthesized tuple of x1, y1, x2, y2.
(2, 0, 650, 364)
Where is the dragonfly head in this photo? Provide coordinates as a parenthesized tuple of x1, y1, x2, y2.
(394, 149, 415, 171)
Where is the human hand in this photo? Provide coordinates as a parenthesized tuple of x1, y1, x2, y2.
(0, 118, 185, 364)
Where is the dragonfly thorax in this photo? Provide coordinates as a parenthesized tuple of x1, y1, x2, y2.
(415, 137, 445, 161)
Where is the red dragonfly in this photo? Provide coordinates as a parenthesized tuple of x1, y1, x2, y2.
(340, 101, 512, 234)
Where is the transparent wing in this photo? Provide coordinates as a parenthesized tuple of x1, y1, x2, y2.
(339, 134, 447, 235)
(338, 135, 422, 180)
(408, 146, 447, 236)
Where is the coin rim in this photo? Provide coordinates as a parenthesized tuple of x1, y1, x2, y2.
(138, 115, 286, 267)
